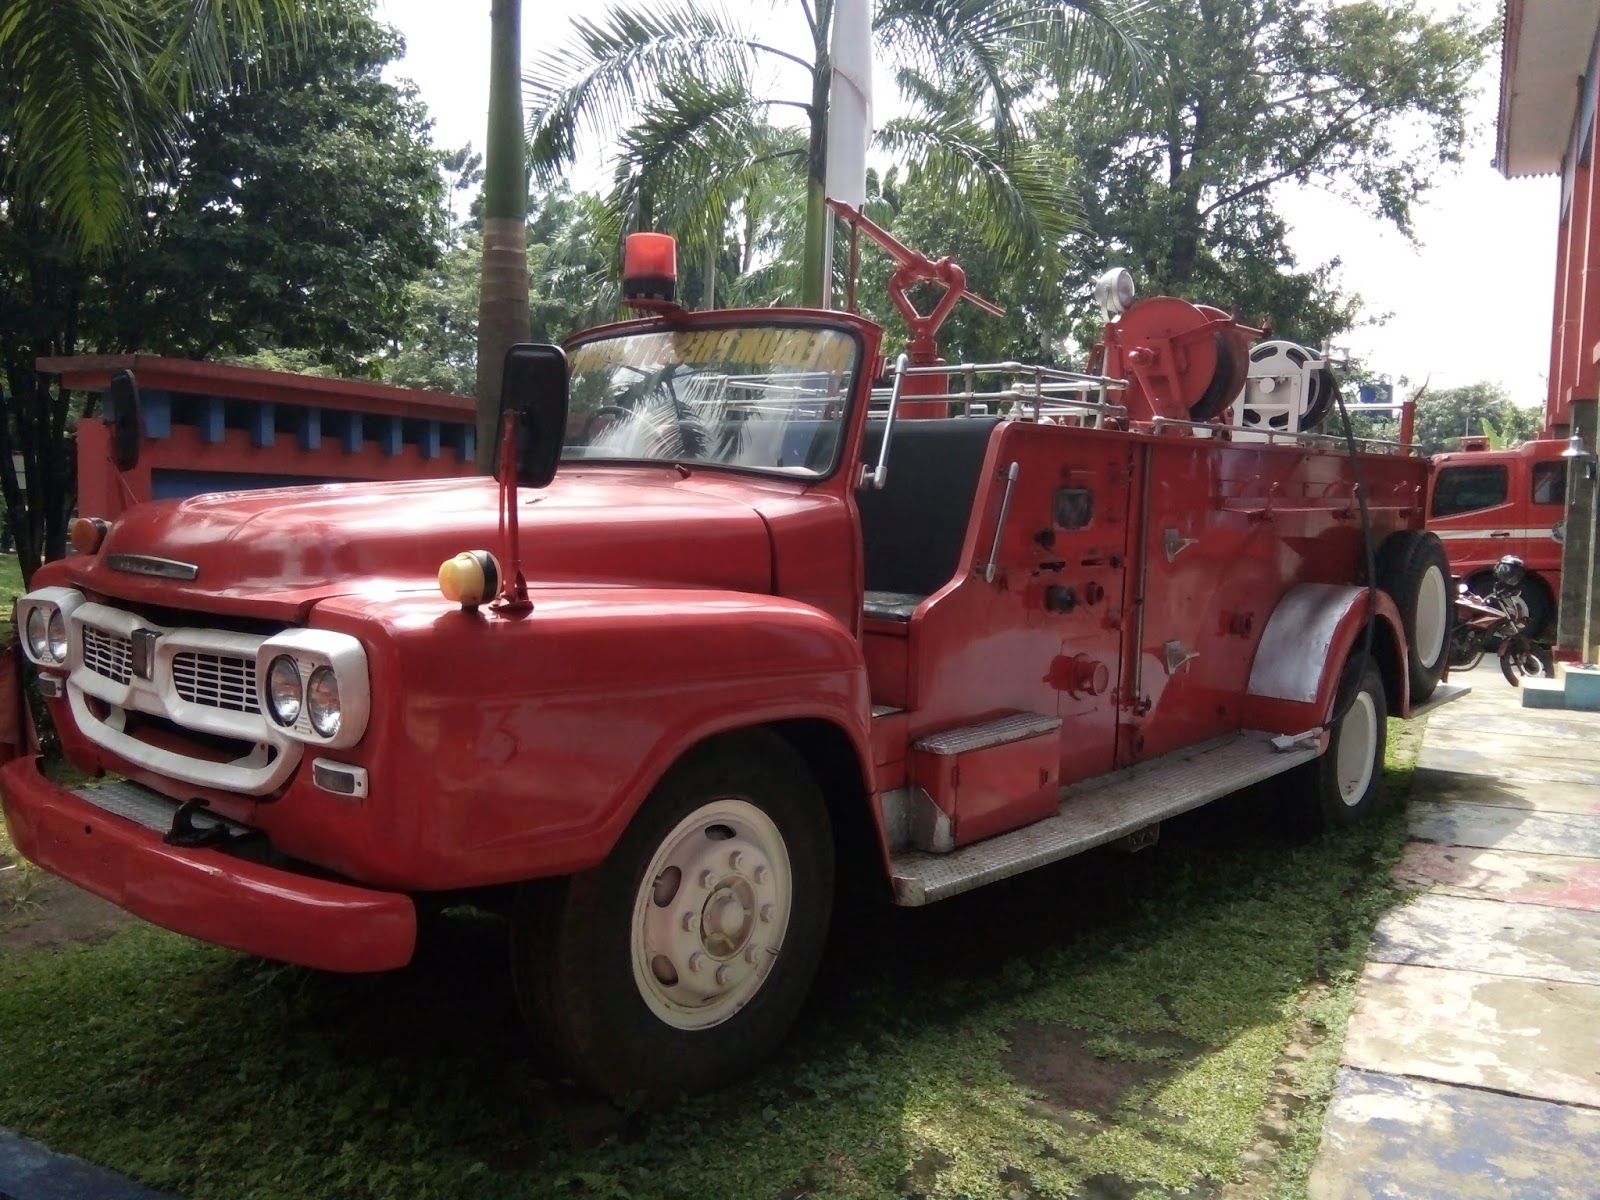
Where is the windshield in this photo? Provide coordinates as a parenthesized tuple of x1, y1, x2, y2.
(563, 324, 860, 477)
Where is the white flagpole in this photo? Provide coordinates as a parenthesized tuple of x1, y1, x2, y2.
(823, 0, 873, 309)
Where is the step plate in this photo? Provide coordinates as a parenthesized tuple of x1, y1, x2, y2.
(890, 732, 1318, 905)
(74, 778, 249, 837)
(1409, 680, 1471, 720)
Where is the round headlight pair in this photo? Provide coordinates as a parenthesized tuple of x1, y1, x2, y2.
(266, 655, 341, 737)
(26, 607, 68, 664)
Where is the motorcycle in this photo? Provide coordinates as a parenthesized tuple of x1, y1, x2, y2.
(1447, 555, 1553, 687)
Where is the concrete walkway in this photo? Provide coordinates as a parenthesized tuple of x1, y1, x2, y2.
(1309, 666, 1600, 1199)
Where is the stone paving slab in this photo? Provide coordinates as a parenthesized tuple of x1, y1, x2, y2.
(1407, 769, 1600, 816)
(1416, 742, 1600, 785)
(1308, 1068, 1600, 1200)
(1341, 962, 1600, 1108)
(0, 1129, 175, 1200)
(1425, 725, 1600, 765)
(1408, 800, 1600, 859)
(1423, 708, 1600, 744)
(1395, 843, 1600, 911)
(1369, 892, 1600, 985)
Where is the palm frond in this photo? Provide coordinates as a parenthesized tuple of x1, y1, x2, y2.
(150, 0, 317, 104)
(523, 0, 813, 183)
(0, 0, 152, 250)
(877, 112, 1077, 266)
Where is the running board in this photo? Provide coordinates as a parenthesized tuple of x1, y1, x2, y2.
(889, 732, 1318, 905)
(1408, 680, 1470, 720)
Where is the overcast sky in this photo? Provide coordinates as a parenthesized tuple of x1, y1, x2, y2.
(375, 0, 1558, 408)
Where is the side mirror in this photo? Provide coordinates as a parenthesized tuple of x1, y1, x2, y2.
(495, 343, 569, 488)
(107, 369, 142, 471)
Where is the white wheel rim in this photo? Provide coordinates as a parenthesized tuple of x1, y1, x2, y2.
(1335, 691, 1378, 807)
(629, 799, 792, 1031)
(1413, 564, 1448, 669)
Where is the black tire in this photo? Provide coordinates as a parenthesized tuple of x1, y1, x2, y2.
(510, 729, 834, 1101)
(1499, 640, 1552, 687)
(1374, 530, 1451, 703)
(1282, 657, 1388, 834)
(1518, 575, 1556, 642)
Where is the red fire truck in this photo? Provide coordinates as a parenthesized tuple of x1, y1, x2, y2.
(0, 224, 1458, 1099)
(1427, 437, 1569, 638)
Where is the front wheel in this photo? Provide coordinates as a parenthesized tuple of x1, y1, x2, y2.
(511, 730, 834, 1100)
(1500, 640, 1552, 687)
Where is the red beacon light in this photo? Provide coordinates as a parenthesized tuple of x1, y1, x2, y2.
(622, 232, 680, 311)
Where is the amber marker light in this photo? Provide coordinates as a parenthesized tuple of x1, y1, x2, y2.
(70, 517, 109, 555)
(622, 231, 678, 303)
(438, 550, 500, 610)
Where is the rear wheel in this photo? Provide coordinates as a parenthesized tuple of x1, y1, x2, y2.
(1283, 658, 1387, 833)
(511, 731, 834, 1100)
(1375, 531, 1451, 702)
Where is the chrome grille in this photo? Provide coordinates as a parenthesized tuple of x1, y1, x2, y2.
(82, 625, 132, 684)
(172, 651, 260, 714)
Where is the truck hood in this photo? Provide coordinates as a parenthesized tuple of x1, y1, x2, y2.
(73, 474, 774, 620)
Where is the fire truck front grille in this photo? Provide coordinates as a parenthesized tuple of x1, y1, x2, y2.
(173, 652, 260, 714)
(82, 626, 132, 685)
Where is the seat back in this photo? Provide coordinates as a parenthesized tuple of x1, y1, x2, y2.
(856, 418, 1002, 596)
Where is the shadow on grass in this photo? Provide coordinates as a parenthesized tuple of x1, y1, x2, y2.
(0, 775, 1411, 1200)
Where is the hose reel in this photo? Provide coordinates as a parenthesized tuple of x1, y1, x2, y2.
(1231, 341, 1339, 439)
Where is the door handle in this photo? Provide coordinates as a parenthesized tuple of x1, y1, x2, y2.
(1490, 530, 1512, 538)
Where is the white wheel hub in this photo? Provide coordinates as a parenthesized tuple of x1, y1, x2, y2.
(1413, 564, 1447, 669)
(1335, 690, 1378, 806)
(630, 799, 791, 1030)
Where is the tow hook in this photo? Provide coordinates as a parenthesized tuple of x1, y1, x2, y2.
(164, 798, 232, 849)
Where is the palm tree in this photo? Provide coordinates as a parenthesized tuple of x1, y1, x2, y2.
(525, 0, 1141, 308)
(0, 0, 314, 254)
(475, 0, 530, 470)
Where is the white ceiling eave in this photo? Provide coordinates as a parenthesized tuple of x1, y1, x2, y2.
(1497, 0, 1599, 179)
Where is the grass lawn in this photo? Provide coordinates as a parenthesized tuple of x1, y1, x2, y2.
(0, 722, 1422, 1200)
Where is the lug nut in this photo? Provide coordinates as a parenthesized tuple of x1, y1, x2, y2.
(744, 945, 760, 964)
(698, 869, 715, 889)
(728, 850, 745, 871)
(681, 911, 695, 932)
(688, 952, 705, 973)
(753, 865, 769, 885)
(715, 965, 732, 986)
(759, 903, 775, 923)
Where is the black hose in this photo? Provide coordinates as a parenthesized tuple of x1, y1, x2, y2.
(1324, 385, 1377, 731)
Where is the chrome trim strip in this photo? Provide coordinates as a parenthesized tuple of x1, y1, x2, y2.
(106, 553, 200, 581)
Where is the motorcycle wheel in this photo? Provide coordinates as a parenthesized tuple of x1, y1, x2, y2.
(1500, 640, 1552, 687)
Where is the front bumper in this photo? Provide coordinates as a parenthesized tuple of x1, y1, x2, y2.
(0, 757, 415, 972)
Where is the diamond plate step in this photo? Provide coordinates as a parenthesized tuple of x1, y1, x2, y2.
(73, 778, 249, 837)
(890, 731, 1318, 905)
(913, 712, 1061, 755)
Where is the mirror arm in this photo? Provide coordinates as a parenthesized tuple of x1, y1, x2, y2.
(493, 409, 532, 613)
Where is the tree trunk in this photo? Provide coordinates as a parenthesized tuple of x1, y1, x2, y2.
(474, 0, 530, 473)
(800, 30, 831, 308)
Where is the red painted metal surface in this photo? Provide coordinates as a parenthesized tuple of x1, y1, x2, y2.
(0, 755, 416, 972)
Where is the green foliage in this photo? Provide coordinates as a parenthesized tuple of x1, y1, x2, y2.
(0, 0, 446, 579)
(1412, 381, 1542, 455)
(0, 0, 316, 254)
(1045, 0, 1488, 347)
(524, 0, 1142, 306)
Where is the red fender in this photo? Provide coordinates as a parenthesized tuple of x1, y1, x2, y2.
(1242, 583, 1408, 735)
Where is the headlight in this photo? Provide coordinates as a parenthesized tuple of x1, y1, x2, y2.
(306, 666, 341, 738)
(46, 609, 68, 662)
(25, 608, 49, 661)
(267, 655, 303, 727)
